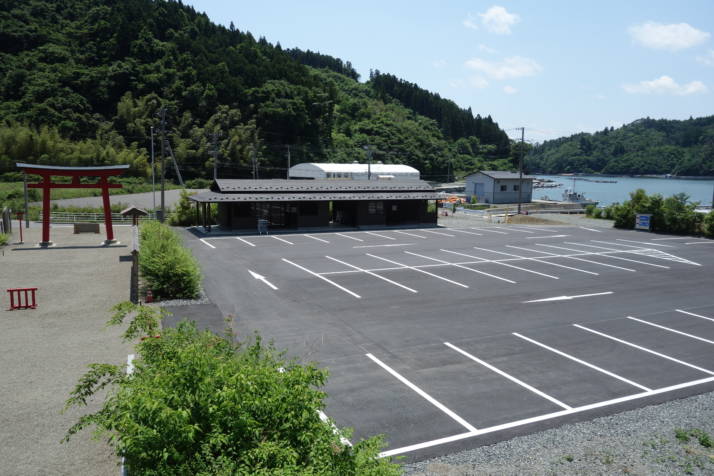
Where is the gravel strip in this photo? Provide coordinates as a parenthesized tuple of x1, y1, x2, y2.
(403, 391, 714, 475)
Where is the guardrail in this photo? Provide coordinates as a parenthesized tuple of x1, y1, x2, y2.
(48, 212, 157, 223)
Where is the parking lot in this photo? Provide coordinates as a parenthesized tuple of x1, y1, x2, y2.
(183, 224, 714, 461)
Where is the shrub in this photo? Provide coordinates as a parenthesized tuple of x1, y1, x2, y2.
(185, 178, 213, 189)
(591, 207, 603, 219)
(65, 303, 401, 476)
(0, 233, 8, 246)
(703, 210, 714, 238)
(139, 221, 201, 299)
(169, 189, 197, 226)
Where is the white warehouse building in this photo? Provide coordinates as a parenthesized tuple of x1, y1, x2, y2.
(289, 162, 420, 180)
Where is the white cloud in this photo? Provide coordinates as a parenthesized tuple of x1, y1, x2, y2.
(448, 76, 489, 89)
(469, 76, 489, 88)
(463, 13, 479, 30)
(465, 56, 542, 79)
(479, 6, 520, 35)
(503, 85, 518, 94)
(622, 75, 708, 95)
(697, 49, 714, 66)
(628, 22, 710, 51)
(478, 43, 498, 54)
(432, 59, 447, 68)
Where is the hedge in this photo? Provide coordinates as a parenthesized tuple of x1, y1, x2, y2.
(139, 221, 201, 299)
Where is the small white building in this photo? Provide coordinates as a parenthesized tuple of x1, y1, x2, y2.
(289, 162, 420, 180)
(465, 170, 534, 204)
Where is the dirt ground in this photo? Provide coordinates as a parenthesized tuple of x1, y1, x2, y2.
(0, 226, 133, 475)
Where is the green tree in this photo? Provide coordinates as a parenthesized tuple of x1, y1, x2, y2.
(64, 303, 401, 475)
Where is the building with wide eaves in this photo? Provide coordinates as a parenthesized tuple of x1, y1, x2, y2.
(189, 179, 438, 231)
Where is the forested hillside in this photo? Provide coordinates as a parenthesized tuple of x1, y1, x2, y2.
(526, 116, 714, 176)
(0, 0, 514, 181)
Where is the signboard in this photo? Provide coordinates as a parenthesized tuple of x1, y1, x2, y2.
(635, 213, 652, 231)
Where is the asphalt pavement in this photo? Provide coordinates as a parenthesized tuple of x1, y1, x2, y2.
(181, 223, 714, 462)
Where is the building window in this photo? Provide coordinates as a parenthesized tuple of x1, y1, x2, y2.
(368, 201, 383, 215)
(500, 185, 507, 191)
(513, 184, 519, 191)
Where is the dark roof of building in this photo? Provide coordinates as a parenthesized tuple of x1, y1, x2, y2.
(190, 191, 438, 203)
(212, 179, 434, 193)
(466, 170, 535, 180)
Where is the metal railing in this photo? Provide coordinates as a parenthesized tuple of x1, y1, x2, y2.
(48, 212, 156, 223)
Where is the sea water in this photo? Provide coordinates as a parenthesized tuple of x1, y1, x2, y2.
(533, 175, 714, 207)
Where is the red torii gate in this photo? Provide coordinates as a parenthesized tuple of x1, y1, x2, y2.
(16, 163, 130, 246)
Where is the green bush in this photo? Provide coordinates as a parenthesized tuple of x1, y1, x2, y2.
(703, 210, 714, 238)
(0, 233, 8, 246)
(591, 207, 603, 219)
(139, 221, 201, 299)
(607, 189, 705, 235)
(169, 190, 197, 226)
(65, 303, 401, 476)
(185, 178, 213, 189)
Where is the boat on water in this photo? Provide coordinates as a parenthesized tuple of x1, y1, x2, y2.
(561, 188, 598, 206)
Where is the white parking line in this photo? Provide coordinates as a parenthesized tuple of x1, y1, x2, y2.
(652, 237, 690, 241)
(271, 235, 294, 245)
(353, 243, 415, 248)
(563, 242, 670, 269)
(235, 237, 256, 247)
(304, 234, 330, 243)
(442, 249, 559, 279)
(199, 238, 216, 249)
(504, 227, 535, 233)
(393, 230, 427, 239)
(336, 233, 363, 242)
(318, 410, 353, 447)
(573, 324, 714, 375)
(445, 342, 572, 410)
(475, 227, 508, 235)
(405, 251, 516, 284)
(579, 227, 602, 233)
(366, 353, 478, 432)
(422, 229, 456, 237)
(449, 229, 483, 236)
(513, 333, 651, 391)
(366, 253, 469, 288)
(281, 258, 361, 298)
(379, 375, 714, 457)
(627, 316, 714, 345)
(473, 246, 599, 276)
(536, 244, 640, 272)
(325, 256, 418, 293)
(511, 225, 553, 232)
(365, 231, 396, 240)
(616, 238, 674, 248)
(512, 245, 636, 272)
(676, 309, 714, 323)
(686, 241, 714, 245)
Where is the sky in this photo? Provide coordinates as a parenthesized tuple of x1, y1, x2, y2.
(185, 0, 714, 142)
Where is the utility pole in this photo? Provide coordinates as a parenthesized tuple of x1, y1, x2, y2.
(165, 140, 184, 186)
(286, 144, 291, 179)
(211, 131, 221, 181)
(250, 145, 258, 180)
(517, 127, 525, 215)
(158, 107, 167, 222)
(150, 126, 156, 213)
(363, 145, 373, 180)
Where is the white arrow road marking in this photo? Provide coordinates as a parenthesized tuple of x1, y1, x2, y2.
(248, 270, 278, 290)
(524, 291, 613, 303)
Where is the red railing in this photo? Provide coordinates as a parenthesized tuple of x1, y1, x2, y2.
(7, 288, 37, 310)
